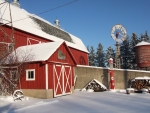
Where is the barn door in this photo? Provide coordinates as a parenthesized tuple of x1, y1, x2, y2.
(64, 65, 72, 94)
(53, 65, 72, 97)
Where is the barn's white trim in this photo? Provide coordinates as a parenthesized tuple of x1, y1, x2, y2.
(45, 64, 48, 90)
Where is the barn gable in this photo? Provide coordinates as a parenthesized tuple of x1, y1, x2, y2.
(48, 42, 77, 66)
(9, 41, 77, 65)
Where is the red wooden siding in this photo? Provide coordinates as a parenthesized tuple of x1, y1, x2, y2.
(14, 28, 50, 48)
(0, 25, 88, 65)
(0, 25, 50, 48)
(48, 64, 53, 89)
(20, 62, 46, 89)
(0, 26, 13, 43)
(69, 47, 88, 65)
(49, 43, 76, 65)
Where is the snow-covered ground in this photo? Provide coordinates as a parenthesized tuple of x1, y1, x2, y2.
(0, 90, 150, 113)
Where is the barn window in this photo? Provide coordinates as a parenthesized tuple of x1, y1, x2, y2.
(26, 69, 35, 81)
(79, 56, 86, 65)
(58, 50, 66, 60)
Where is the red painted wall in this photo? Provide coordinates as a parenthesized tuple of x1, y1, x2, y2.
(0, 25, 88, 66)
(69, 47, 88, 65)
(14, 28, 50, 47)
(49, 43, 76, 65)
(20, 62, 46, 89)
(48, 64, 53, 89)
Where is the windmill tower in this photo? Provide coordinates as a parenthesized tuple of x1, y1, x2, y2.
(111, 24, 127, 69)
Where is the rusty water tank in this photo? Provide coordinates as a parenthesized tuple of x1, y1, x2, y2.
(135, 41, 150, 68)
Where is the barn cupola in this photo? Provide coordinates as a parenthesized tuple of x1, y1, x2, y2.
(12, 0, 20, 8)
(54, 19, 60, 28)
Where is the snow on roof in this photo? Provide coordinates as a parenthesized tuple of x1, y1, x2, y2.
(135, 41, 150, 47)
(6, 41, 64, 62)
(134, 76, 150, 80)
(131, 76, 150, 82)
(0, 0, 88, 53)
(93, 79, 107, 89)
(77, 65, 150, 73)
(81, 79, 107, 91)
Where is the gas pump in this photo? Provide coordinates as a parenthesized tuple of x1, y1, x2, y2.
(109, 58, 115, 90)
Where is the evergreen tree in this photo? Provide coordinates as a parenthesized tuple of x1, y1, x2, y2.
(88, 46, 96, 66)
(95, 43, 106, 67)
(139, 31, 150, 42)
(120, 36, 132, 69)
(105, 46, 115, 67)
(130, 33, 139, 69)
(143, 31, 150, 42)
(131, 33, 139, 45)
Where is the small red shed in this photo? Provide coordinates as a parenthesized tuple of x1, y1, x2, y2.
(13, 41, 77, 98)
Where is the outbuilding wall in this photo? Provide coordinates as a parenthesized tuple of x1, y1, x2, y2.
(20, 62, 46, 89)
(75, 65, 150, 90)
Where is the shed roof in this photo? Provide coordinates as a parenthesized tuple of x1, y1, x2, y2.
(0, 0, 88, 53)
(20, 41, 64, 62)
(6, 41, 67, 63)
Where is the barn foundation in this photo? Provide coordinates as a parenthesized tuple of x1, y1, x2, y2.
(21, 89, 53, 99)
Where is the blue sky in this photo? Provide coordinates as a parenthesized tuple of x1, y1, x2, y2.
(18, 0, 150, 50)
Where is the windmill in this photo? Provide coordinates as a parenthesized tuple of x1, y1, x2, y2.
(111, 24, 127, 68)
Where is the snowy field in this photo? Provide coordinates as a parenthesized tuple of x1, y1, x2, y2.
(0, 90, 150, 113)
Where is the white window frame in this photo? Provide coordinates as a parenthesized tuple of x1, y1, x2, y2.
(26, 69, 35, 81)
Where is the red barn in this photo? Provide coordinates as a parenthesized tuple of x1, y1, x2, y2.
(0, 0, 89, 98)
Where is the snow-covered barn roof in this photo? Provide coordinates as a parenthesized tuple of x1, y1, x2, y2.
(6, 41, 67, 62)
(135, 41, 150, 47)
(0, 0, 88, 53)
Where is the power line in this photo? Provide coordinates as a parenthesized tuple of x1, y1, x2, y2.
(12, 0, 78, 23)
